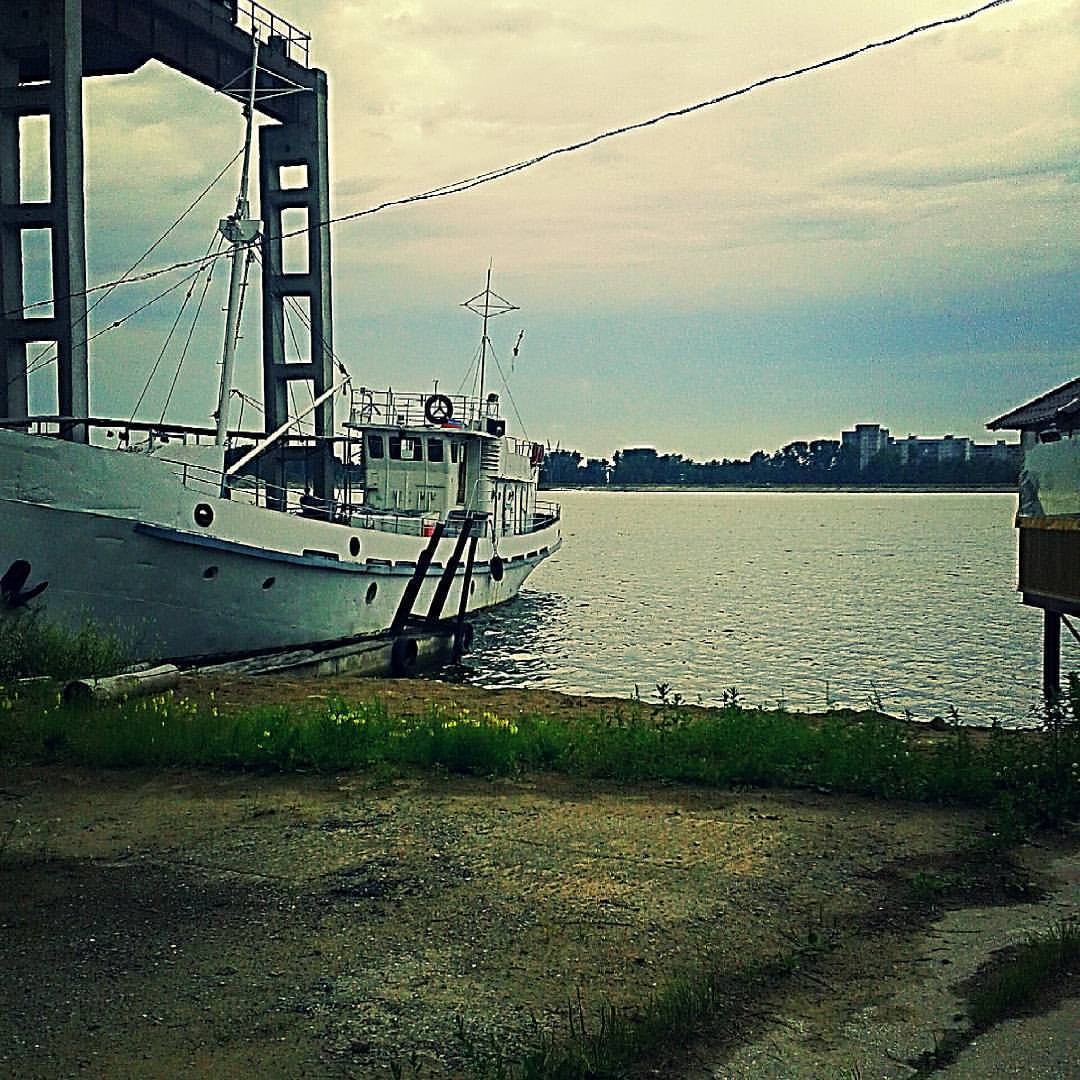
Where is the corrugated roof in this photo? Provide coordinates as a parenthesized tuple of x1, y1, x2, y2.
(987, 376, 1080, 430)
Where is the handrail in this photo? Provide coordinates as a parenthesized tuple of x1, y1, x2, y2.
(232, 0, 312, 67)
(347, 387, 493, 431)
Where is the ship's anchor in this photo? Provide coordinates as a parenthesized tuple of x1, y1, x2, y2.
(1, 560, 49, 609)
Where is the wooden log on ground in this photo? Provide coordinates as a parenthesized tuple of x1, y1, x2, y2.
(63, 664, 181, 704)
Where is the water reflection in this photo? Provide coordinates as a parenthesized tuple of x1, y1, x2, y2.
(450, 491, 1050, 726)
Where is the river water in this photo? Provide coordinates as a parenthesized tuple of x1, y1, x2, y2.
(462, 490, 1055, 725)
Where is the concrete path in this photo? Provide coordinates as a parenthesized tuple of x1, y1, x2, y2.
(705, 846, 1079, 1079)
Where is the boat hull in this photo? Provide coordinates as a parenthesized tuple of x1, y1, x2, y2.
(0, 430, 560, 663)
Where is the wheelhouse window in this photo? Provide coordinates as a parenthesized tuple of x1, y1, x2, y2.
(367, 434, 384, 459)
(389, 436, 422, 461)
(427, 438, 445, 463)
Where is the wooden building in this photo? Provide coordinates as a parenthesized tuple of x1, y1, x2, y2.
(988, 377, 1080, 695)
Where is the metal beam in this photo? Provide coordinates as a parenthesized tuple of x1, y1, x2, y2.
(1044, 609, 1061, 699)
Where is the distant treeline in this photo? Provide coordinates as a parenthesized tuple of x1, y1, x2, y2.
(540, 440, 1021, 488)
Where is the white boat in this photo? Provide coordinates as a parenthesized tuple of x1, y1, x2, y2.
(0, 36, 560, 667)
(0, 384, 561, 664)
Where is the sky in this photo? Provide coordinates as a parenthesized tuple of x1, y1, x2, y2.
(20, 0, 1080, 459)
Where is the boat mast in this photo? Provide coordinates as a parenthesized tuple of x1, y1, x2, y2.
(215, 38, 262, 448)
(478, 264, 492, 400)
(461, 264, 518, 406)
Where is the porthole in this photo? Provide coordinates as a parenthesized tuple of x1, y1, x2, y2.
(202, 566, 219, 580)
(349, 536, 361, 557)
(469, 580, 476, 596)
(262, 577, 276, 590)
(194, 503, 214, 528)
(365, 582, 378, 604)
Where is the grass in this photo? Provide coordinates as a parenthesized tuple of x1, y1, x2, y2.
(966, 918, 1080, 1030)
(3, 677, 1077, 1080)
(411, 948, 809, 1080)
(0, 612, 133, 683)
(3, 681, 1078, 832)
(912, 918, 1080, 1077)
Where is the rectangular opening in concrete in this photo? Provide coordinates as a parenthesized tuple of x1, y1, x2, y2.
(21, 228, 54, 319)
(18, 115, 50, 203)
(279, 164, 307, 190)
(280, 208, 309, 275)
(282, 295, 311, 365)
(26, 341, 58, 415)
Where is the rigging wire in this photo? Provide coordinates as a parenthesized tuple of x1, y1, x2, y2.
(4, 266, 204, 396)
(1, 0, 1017, 319)
(130, 234, 220, 420)
(17, 147, 244, 374)
(256, 248, 349, 378)
(486, 341, 529, 441)
(281, 299, 316, 435)
(158, 236, 225, 423)
(455, 340, 484, 397)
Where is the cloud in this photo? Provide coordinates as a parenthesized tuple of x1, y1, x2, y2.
(28, 0, 1077, 455)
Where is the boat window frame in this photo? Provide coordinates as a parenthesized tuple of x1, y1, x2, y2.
(388, 434, 423, 461)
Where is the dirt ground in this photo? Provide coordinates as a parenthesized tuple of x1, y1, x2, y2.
(0, 675, 1062, 1077)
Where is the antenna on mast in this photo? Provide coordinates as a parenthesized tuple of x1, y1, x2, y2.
(461, 262, 518, 401)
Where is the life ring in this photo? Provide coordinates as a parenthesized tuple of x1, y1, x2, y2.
(424, 394, 454, 425)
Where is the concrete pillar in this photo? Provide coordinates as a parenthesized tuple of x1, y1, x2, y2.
(49, 0, 90, 441)
(259, 69, 334, 503)
(0, 0, 89, 441)
(0, 48, 27, 423)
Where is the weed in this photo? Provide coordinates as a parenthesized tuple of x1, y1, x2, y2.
(0, 612, 132, 683)
(720, 686, 741, 709)
(966, 918, 1080, 1030)
(912, 918, 1080, 1076)
(5, 688, 1078, 830)
(653, 683, 683, 707)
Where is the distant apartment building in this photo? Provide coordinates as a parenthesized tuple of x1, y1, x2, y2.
(841, 423, 891, 470)
(841, 423, 1020, 473)
(894, 433, 971, 466)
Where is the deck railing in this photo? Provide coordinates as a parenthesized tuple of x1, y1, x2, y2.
(231, 0, 312, 67)
(2, 416, 560, 540)
(347, 387, 495, 431)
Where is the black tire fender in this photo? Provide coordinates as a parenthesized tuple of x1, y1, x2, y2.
(390, 636, 419, 676)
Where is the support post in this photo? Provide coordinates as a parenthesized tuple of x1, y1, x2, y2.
(453, 533, 480, 662)
(1043, 609, 1061, 699)
(259, 68, 334, 505)
(389, 524, 445, 638)
(426, 518, 473, 624)
(0, 0, 89, 440)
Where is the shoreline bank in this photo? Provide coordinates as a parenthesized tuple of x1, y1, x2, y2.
(541, 483, 1017, 493)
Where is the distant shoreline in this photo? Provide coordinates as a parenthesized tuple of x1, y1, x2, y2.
(542, 484, 1018, 494)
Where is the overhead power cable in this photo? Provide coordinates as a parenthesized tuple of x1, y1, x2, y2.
(291, 0, 1016, 239)
(3, 0, 1017, 317)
